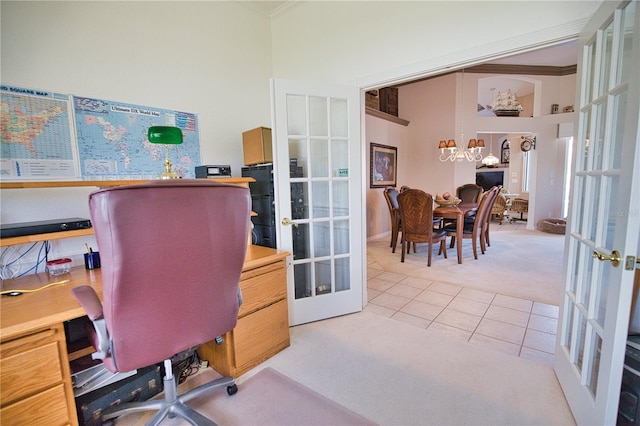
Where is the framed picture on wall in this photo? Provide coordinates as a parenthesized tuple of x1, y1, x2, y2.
(370, 143, 397, 188)
(501, 139, 510, 164)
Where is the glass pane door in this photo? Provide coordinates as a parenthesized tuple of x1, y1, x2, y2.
(555, 1, 640, 423)
(272, 79, 363, 326)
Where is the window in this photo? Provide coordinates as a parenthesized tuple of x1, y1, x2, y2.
(522, 151, 531, 192)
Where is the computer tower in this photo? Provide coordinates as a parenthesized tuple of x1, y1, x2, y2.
(242, 164, 277, 248)
(241, 163, 308, 256)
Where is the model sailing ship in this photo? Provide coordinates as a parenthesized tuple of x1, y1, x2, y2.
(489, 89, 523, 116)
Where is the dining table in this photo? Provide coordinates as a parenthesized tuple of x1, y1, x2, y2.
(433, 202, 479, 264)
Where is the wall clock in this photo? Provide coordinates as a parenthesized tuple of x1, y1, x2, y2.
(520, 136, 536, 152)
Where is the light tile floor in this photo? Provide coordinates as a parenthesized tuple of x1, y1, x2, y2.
(365, 263, 558, 366)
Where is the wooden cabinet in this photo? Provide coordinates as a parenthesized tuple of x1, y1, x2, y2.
(1, 326, 76, 426)
(197, 254, 289, 377)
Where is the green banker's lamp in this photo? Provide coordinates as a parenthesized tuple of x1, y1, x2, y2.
(147, 126, 183, 179)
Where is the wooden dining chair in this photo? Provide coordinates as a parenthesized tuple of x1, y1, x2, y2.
(383, 186, 401, 253)
(397, 189, 447, 266)
(441, 183, 483, 229)
(483, 185, 503, 247)
(442, 186, 498, 260)
(456, 183, 483, 203)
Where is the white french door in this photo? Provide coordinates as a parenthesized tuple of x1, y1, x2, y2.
(555, 1, 640, 424)
(271, 79, 364, 326)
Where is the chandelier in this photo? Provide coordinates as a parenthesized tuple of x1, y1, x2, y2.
(481, 134, 500, 166)
(438, 136, 484, 162)
(437, 69, 484, 163)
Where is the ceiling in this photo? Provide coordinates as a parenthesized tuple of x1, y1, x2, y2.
(245, 1, 289, 14)
(485, 40, 578, 67)
(245, 1, 578, 70)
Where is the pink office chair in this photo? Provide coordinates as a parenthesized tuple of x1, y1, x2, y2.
(72, 180, 250, 425)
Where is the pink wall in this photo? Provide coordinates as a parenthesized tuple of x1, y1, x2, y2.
(365, 116, 410, 239)
(366, 70, 576, 238)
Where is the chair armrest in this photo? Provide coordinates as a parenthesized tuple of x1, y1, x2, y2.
(72, 285, 103, 320)
(71, 285, 109, 360)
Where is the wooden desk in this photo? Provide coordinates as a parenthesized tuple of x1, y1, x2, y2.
(1, 245, 289, 426)
(433, 203, 478, 264)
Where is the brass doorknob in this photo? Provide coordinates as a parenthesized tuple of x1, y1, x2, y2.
(592, 250, 621, 267)
(281, 217, 299, 228)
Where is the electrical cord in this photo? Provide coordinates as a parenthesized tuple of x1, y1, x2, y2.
(0, 241, 51, 279)
(0, 279, 70, 296)
(172, 352, 201, 384)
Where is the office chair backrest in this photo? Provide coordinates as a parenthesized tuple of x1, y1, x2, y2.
(88, 180, 250, 372)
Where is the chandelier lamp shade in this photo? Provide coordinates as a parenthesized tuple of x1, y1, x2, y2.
(481, 134, 500, 166)
(438, 135, 484, 162)
(437, 69, 485, 163)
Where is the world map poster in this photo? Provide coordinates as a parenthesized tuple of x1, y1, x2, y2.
(74, 97, 200, 179)
(0, 85, 201, 180)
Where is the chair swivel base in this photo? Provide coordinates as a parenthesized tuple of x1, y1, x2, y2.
(101, 362, 237, 426)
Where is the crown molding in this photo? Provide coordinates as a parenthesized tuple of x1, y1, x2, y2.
(465, 64, 576, 76)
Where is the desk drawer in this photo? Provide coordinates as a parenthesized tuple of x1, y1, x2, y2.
(0, 383, 70, 426)
(234, 298, 289, 373)
(1, 329, 63, 405)
(239, 260, 286, 317)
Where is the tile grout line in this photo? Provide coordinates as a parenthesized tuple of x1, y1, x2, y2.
(369, 276, 559, 361)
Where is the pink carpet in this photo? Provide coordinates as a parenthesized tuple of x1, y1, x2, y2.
(206, 367, 376, 425)
(120, 367, 376, 425)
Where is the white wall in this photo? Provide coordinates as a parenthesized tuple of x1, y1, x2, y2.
(1, 1, 273, 270)
(1, 1, 273, 179)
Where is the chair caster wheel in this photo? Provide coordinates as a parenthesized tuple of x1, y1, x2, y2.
(227, 384, 238, 395)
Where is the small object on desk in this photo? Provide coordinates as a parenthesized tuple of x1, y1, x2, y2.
(84, 251, 101, 270)
(195, 165, 231, 178)
(46, 258, 72, 275)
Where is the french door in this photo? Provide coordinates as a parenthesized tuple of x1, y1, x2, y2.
(271, 79, 364, 326)
(554, 1, 640, 424)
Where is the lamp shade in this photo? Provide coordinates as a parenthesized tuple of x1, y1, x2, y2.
(467, 139, 477, 149)
(438, 140, 447, 149)
(476, 139, 485, 148)
(148, 126, 183, 145)
(447, 139, 457, 149)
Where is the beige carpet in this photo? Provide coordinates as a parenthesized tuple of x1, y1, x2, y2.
(257, 311, 575, 425)
(367, 225, 566, 306)
(118, 311, 574, 425)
